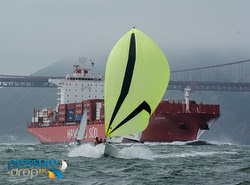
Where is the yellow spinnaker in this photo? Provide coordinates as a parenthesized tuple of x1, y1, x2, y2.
(105, 28, 170, 137)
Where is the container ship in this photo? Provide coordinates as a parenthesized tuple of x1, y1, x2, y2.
(27, 58, 220, 144)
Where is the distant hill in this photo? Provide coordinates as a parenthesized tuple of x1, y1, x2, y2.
(34, 57, 106, 77)
(33, 58, 74, 77)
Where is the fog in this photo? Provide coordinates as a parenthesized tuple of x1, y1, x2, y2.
(0, 0, 250, 145)
(1, 0, 250, 75)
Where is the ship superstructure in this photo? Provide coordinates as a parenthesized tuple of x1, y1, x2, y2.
(49, 57, 104, 105)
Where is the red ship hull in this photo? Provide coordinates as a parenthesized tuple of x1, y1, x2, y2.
(27, 100, 220, 144)
(142, 113, 218, 142)
(28, 124, 106, 144)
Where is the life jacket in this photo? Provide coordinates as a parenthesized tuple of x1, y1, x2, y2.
(94, 140, 100, 145)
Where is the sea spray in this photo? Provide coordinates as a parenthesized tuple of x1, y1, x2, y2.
(118, 145, 154, 160)
(68, 143, 105, 158)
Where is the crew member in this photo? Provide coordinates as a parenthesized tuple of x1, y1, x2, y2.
(94, 137, 100, 145)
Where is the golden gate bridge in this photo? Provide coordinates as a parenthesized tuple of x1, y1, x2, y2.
(1, 59, 250, 92)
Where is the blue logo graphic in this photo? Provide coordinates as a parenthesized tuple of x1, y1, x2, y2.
(7, 159, 67, 179)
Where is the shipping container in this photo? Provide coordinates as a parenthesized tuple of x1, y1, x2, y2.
(58, 110, 66, 116)
(48, 110, 54, 117)
(96, 102, 102, 109)
(67, 103, 75, 109)
(75, 102, 83, 109)
(67, 109, 74, 115)
(96, 109, 101, 120)
(58, 116, 66, 123)
(82, 99, 104, 122)
(75, 114, 82, 121)
(67, 109, 75, 122)
(58, 104, 66, 110)
(67, 117, 74, 122)
(32, 117, 38, 123)
(75, 109, 83, 115)
(38, 112, 44, 117)
(100, 101, 105, 120)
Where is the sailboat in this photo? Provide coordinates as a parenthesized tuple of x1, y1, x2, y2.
(104, 28, 170, 157)
(68, 106, 87, 146)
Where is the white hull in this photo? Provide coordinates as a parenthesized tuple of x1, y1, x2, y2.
(104, 143, 120, 157)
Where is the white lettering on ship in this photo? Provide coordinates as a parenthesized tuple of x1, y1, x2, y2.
(66, 127, 98, 139)
(89, 127, 98, 138)
(67, 129, 78, 139)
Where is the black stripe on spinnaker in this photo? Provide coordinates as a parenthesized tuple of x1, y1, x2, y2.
(108, 101, 151, 136)
(107, 33, 136, 133)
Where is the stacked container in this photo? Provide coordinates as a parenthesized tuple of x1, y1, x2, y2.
(57, 100, 106, 124)
(83, 100, 95, 122)
(96, 102, 102, 120)
(58, 104, 66, 123)
(100, 101, 105, 120)
(67, 103, 75, 122)
(75, 102, 83, 122)
(83, 99, 105, 122)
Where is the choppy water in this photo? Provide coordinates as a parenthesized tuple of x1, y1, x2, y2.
(1, 141, 250, 185)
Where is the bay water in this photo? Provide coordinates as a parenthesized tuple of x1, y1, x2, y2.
(1, 141, 250, 185)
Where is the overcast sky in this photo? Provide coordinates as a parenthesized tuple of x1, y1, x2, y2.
(0, 0, 250, 75)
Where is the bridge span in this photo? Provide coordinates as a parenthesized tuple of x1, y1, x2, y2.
(0, 75, 250, 92)
(1, 59, 250, 92)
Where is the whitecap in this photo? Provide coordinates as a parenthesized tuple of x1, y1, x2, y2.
(153, 151, 237, 159)
(28, 147, 35, 151)
(67, 143, 105, 158)
(118, 145, 154, 160)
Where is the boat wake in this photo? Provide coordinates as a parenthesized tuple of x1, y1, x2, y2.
(144, 141, 187, 146)
(67, 143, 154, 160)
(203, 140, 234, 146)
(67, 143, 105, 158)
(117, 145, 154, 160)
(143, 140, 234, 146)
(154, 151, 237, 159)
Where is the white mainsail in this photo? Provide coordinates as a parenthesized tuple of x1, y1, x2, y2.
(75, 106, 87, 141)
